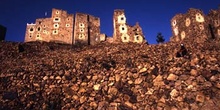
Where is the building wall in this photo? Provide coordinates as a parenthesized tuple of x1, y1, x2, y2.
(113, 9, 145, 43)
(0, 25, 7, 41)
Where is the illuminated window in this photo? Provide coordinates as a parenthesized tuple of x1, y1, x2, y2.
(53, 30, 58, 34)
(80, 29, 84, 32)
(54, 17, 60, 22)
(54, 23, 59, 28)
(66, 24, 70, 27)
(79, 23, 85, 27)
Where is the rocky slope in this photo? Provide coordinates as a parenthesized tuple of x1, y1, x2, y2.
(0, 40, 220, 110)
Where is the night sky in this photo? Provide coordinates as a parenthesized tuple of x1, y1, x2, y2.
(0, 0, 219, 44)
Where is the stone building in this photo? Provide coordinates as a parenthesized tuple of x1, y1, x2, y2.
(113, 9, 146, 43)
(208, 7, 220, 39)
(170, 7, 220, 42)
(25, 8, 103, 45)
(74, 13, 101, 45)
(0, 25, 7, 41)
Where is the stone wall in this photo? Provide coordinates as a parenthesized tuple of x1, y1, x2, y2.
(113, 9, 146, 43)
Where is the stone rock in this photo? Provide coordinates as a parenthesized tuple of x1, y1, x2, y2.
(139, 67, 147, 73)
(170, 89, 178, 98)
(196, 93, 205, 103)
(134, 78, 143, 84)
(93, 84, 100, 91)
(167, 73, 178, 81)
(80, 96, 87, 104)
(108, 87, 118, 96)
(124, 101, 133, 108)
(190, 69, 198, 76)
(115, 74, 121, 82)
(153, 75, 165, 86)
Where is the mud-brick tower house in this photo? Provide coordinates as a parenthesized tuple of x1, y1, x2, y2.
(170, 8, 211, 42)
(0, 25, 7, 41)
(113, 9, 146, 43)
(25, 9, 74, 44)
(74, 13, 101, 45)
(208, 7, 220, 39)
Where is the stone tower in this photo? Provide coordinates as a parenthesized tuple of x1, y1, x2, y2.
(25, 8, 74, 44)
(208, 8, 220, 39)
(113, 9, 146, 43)
(0, 25, 7, 41)
(74, 13, 101, 45)
(170, 8, 210, 42)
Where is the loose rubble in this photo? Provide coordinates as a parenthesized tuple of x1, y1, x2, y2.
(0, 40, 220, 109)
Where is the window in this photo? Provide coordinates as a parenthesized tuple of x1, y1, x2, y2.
(80, 29, 84, 32)
(124, 37, 127, 40)
(66, 24, 70, 27)
(54, 17, 60, 22)
(79, 34, 85, 39)
(30, 28, 34, 32)
(56, 11, 59, 14)
(173, 20, 176, 26)
(39, 21, 41, 24)
(37, 34, 40, 37)
(43, 25, 46, 28)
(29, 36, 32, 38)
(122, 27, 125, 30)
(37, 27, 41, 31)
(136, 36, 139, 40)
(121, 17, 124, 20)
(79, 23, 84, 27)
(53, 30, 58, 34)
(54, 23, 59, 28)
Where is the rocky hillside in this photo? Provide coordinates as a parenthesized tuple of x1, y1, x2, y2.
(0, 40, 220, 110)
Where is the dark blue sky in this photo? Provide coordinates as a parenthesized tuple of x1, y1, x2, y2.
(0, 0, 219, 44)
